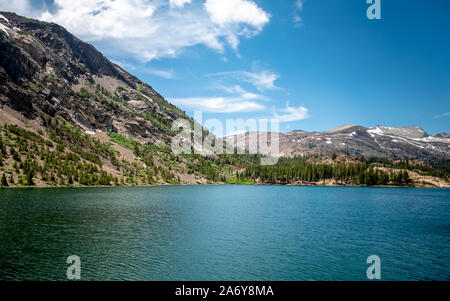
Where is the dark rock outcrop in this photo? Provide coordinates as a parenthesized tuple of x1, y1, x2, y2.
(0, 12, 185, 144)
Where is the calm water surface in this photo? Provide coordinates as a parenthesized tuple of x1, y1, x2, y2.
(0, 185, 448, 281)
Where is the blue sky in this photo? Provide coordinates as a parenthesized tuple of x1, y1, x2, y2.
(2, 0, 449, 134)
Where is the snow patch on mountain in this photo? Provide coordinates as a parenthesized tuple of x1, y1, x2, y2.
(0, 14, 9, 23)
(367, 127, 384, 136)
(414, 136, 450, 144)
(368, 126, 427, 139)
(0, 23, 10, 37)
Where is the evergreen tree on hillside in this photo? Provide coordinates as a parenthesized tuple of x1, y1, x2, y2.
(26, 170, 35, 186)
(1, 174, 8, 187)
(0, 136, 5, 155)
(1, 173, 8, 187)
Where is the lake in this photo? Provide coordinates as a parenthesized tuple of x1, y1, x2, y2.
(0, 185, 449, 281)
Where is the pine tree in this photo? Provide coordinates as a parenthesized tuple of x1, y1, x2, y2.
(1, 173, 8, 187)
(26, 170, 35, 186)
(0, 136, 5, 155)
(402, 170, 411, 186)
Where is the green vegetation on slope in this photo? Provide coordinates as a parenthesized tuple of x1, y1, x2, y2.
(0, 114, 244, 187)
(1, 115, 449, 188)
(106, 131, 136, 150)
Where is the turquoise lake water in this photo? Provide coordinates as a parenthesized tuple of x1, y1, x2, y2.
(0, 185, 448, 281)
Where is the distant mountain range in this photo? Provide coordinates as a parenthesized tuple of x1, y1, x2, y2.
(0, 12, 448, 188)
(229, 124, 450, 161)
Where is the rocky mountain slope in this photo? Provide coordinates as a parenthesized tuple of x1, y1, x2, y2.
(0, 12, 240, 187)
(232, 125, 450, 161)
(0, 11, 184, 144)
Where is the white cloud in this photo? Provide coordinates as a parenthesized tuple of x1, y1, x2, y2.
(41, 0, 157, 40)
(170, 96, 265, 113)
(242, 70, 278, 90)
(170, 84, 267, 113)
(221, 85, 264, 100)
(433, 112, 450, 119)
(272, 103, 309, 122)
(169, 0, 191, 8)
(178, 70, 278, 114)
(205, 0, 270, 29)
(209, 70, 279, 91)
(36, 0, 270, 62)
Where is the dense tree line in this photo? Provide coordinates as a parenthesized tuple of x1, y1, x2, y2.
(235, 156, 414, 186)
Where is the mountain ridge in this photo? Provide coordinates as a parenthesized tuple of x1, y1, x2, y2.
(230, 124, 449, 161)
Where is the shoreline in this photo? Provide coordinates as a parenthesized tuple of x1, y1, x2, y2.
(1, 182, 449, 190)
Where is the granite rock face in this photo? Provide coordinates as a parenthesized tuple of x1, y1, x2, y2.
(0, 12, 185, 144)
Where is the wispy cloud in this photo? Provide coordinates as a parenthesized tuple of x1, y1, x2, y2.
(272, 103, 309, 122)
(240, 70, 279, 91)
(145, 68, 175, 79)
(189, 69, 308, 118)
(209, 70, 279, 91)
(293, 0, 304, 27)
(433, 112, 450, 119)
(36, 0, 270, 62)
(169, 96, 265, 113)
(221, 85, 266, 101)
(170, 83, 267, 113)
(295, 0, 304, 11)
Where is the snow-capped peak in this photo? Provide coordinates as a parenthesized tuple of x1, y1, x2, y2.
(367, 126, 427, 139)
